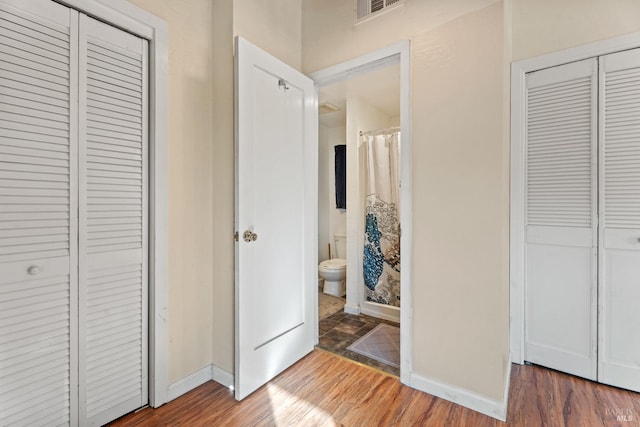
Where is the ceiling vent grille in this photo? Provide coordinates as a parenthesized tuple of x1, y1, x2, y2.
(356, 0, 403, 23)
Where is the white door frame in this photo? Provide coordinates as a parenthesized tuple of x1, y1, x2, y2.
(510, 32, 640, 365)
(54, 0, 169, 407)
(309, 40, 412, 384)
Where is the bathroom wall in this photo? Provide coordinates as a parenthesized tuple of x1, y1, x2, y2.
(318, 124, 331, 262)
(344, 97, 396, 313)
(318, 124, 347, 262)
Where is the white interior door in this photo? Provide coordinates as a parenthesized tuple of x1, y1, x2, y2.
(234, 37, 317, 400)
(77, 14, 148, 426)
(0, 1, 78, 425)
(524, 59, 598, 380)
(598, 48, 640, 393)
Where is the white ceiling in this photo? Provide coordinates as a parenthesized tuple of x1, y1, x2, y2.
(318, 64, 400, 128)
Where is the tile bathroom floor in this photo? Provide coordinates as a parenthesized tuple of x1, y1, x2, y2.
(317, 310, 400, 377)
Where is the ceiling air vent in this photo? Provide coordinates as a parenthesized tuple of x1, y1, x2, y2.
(356, 0, 403, 23)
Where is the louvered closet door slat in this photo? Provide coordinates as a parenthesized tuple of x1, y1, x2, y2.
(78, 14, 148, 427)
(0, 1, 77, 426)
(598, 48, 640, 393)
(524, 58, 598, 381)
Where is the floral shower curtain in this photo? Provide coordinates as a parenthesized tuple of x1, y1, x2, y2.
(362, 130, 401, 307)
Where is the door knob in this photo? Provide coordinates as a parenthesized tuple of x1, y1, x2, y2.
(243, 231, 258, 242)
(27, 265, 41, 275)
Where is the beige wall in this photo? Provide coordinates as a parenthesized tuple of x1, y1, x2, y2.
(211, 0, 235, 376)
(127, 0, 640, 403)
(303, 0, 509, 402)
(511, 0, 640, 61)
(234, 0, 302, 70)
(128, 0, 302, 384)
(410, 4, 508, 401)
(127, 0, 215, 384)
(302, 0, 498, 74)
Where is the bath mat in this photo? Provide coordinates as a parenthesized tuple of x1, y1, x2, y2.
(347, 323, 400, 368)
(318, 292, 345, 320)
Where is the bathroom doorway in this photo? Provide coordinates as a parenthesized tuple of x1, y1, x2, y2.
(311, 43, 410, 379)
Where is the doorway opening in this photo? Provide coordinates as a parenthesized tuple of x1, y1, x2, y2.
(311, 42, 411, 381)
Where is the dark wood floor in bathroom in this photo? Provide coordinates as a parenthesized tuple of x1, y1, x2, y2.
(317, 310, 400, 377)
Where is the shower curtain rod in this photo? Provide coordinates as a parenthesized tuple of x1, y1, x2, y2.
(359, 126, 400, 137)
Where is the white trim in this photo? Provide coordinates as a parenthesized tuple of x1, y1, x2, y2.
(510, 31, 640, 366)
(167, 364, 235, 402)
(309, 40, 412, 386)
(409, 358, 511, 422)
(56, 0, 169, 407)
(212, 365, 235, 389)
(361, 302, 399, 323)
(344, 304, 361, 315)
(167, 365, 212, 403)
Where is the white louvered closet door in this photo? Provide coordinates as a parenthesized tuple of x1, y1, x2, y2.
(0, 1, 78, 425)
(524, 59, 598, 380)
(77, 15, 148, 426)
(599, 48, 640, 393)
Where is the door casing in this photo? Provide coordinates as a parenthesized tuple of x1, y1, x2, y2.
(309, 40, 412, 385)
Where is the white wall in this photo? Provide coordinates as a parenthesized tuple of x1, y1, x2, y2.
(318, 124, 347, 262)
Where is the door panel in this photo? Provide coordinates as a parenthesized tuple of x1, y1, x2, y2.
(78, 15, 148, 425)
(235, 37, 317, 400)
(524, 58, 598, 380)
(599, 48, 640, 392)
(0, 1, 78, 425)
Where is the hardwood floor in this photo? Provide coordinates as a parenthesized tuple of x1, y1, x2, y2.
(109, 350, 640, 426)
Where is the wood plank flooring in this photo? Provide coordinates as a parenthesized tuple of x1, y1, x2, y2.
(109, 350, 640, 426)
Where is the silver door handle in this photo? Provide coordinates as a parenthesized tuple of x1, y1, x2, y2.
(27, 265, 41, 275)
(243, 230, 258, 242)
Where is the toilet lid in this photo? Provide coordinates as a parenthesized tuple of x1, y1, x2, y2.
(320, 258, 346, 270)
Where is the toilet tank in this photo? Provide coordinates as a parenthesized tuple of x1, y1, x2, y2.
(334, 233, 347, 259)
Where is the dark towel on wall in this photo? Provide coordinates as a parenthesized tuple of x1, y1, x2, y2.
(335, 145, 346, 209)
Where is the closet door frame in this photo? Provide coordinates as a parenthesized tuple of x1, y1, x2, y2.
(56, 0, 169, 407)
(510, 32, 640, 365)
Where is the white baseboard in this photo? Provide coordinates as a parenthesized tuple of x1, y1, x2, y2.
(502, 358, 512, 421)
(167, 364, 235, 402)
(212, 365, 234, 388)
(361, 303, 400, 323)
(409, 356, 511, 422)
(344, 304, 360, 315)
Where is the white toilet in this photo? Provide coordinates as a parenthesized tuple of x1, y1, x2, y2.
(319, 233, 347, 297)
